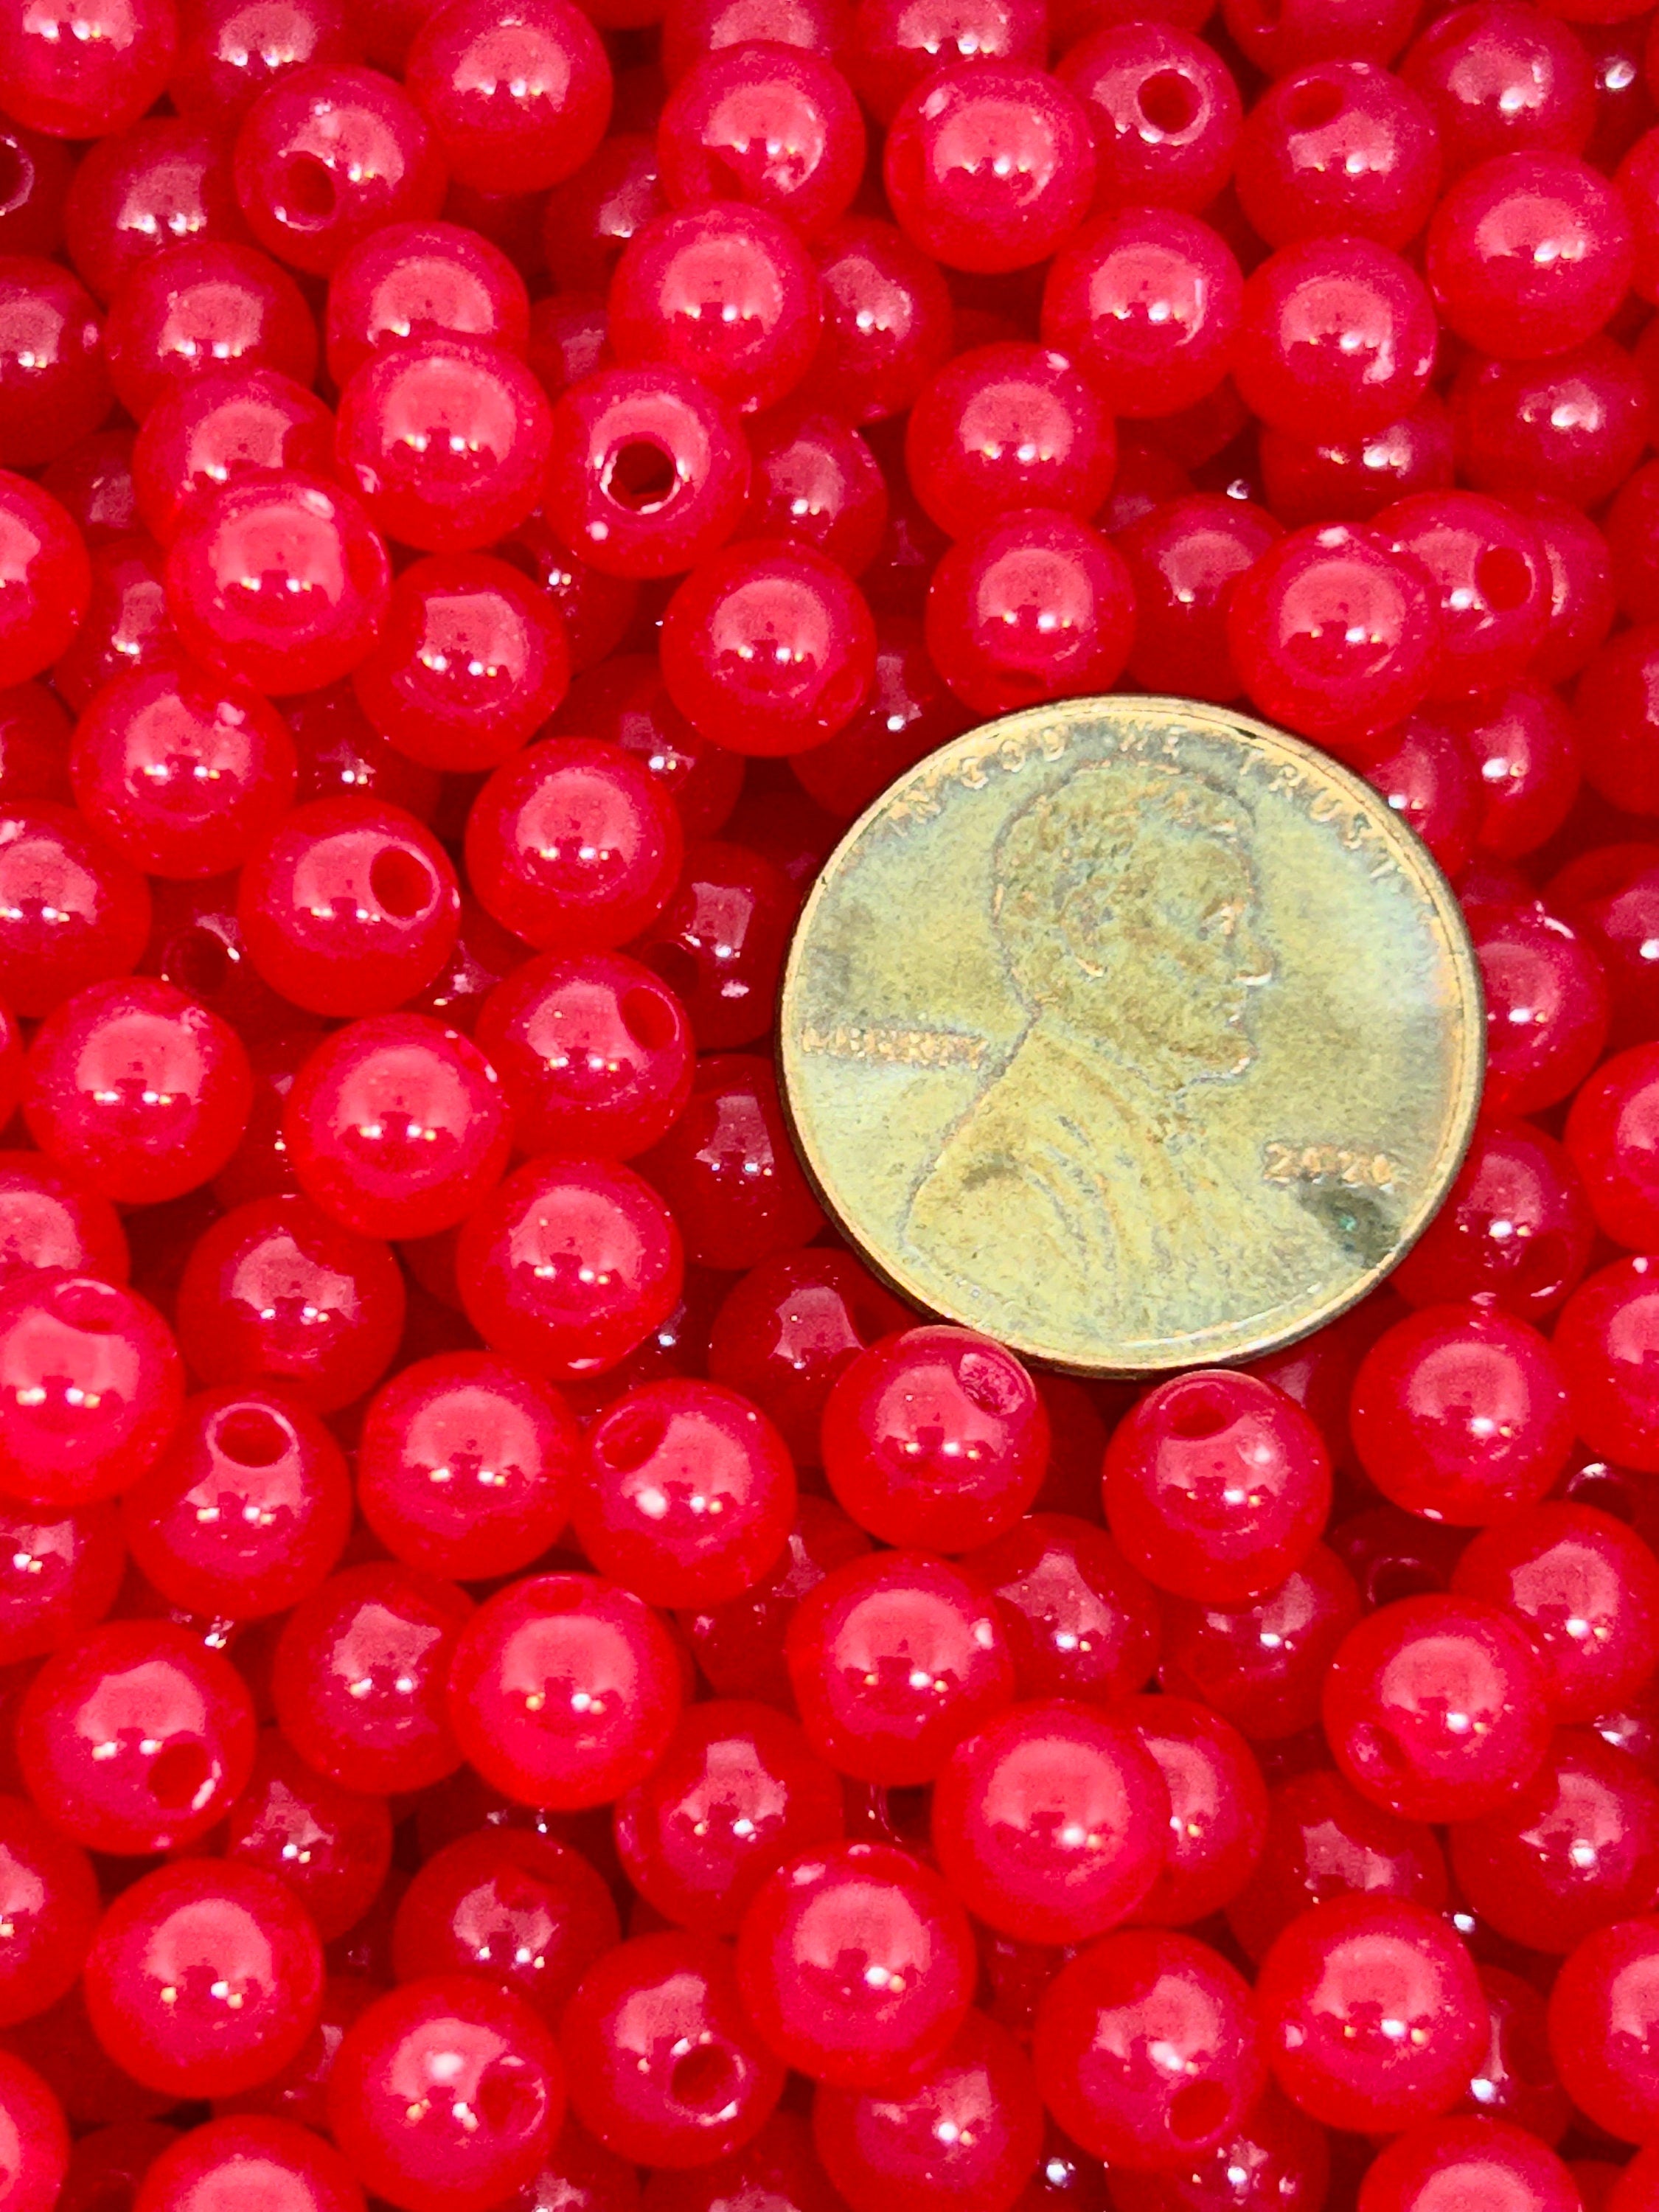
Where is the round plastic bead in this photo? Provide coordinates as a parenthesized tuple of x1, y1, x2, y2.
(0, 1793, 97, 2026)
(1348, 1303, 1575, 1525)
(803, 216, 953, 425)
(0, 0, 178, 138)
(658, 44, 863, 239)
(358, 1350, 579, 1580)
(1255, 1894, 1485, 2132)
(1234, 237, 1439, 440)
(1124, 1694, 1267, 1927)
(324, 218, 526, 386)
(678, 1495, 869, 1707)
(925, 508, 1136, 716)
(1357, 2118, 1579, 2212)
(1235, 61, 1441, 248)
(1450, 1728, 1659, 1953)
(391, 1829, 619, 2023)
(1548, 1919, 1659, 2143)
(447, 1571, 682, 1806)
(1322, 1593, 1555, 1820)
(405, 0, 612, 193)
(220, 1728, 392, 1942)
(905, 345, 1116, 540)
(166, 471, 390, 696)
(1104, 1370, 1330, 1603)
(271, 1561, 471, 1792)
(231, 64, 443, 277)
(821, 1324, 1046, 1552)
(103, 241, 316, 422)
(1472, 904, 1610, 1119)
(466, 738, 683, 954)
(739, 400, 888, 574)
(1452, 339, 1650, 509)
(61, 116, 243, 306)
(1116, 495, 1281, 703)
(1393, 1122, 1593, 1325)
(1220, 0, 1418, 77)
(1040, 209, 1242, 420)
(170, 0, 361, 118)
(932, 1697, 1171, 1942)
(544, 366, 751, 580)
(735, 1838, 973, 2084)
(1059, 23, 1239, 215)
(0, 1273, 182, 1510)
(175, 1195, 406, 1413)
(82, 1860, 324, 2101)
(329, 1975, 566, 2212)
(0, 1495, 123, 1666)
(49, 532, 175, 717)
(661, 538, 874, 756)
(0, 257, 110, 471)
(1402, 4, 1595, 174)
(0, 474, 91, 689)
(238, 797, 459, 1019)
(18, 1618, 255, 1853)
(884, 63, 1095, 276)
(847, 0, 1044, 122)
(958, 1512, 1161, 1708)
(1034, 1931, 1264, 2170)
(784, 1546, 1014, 1784)
(121, 1385, 349, 1619)
(131, 2115, 366, 2212)
(0, 803, 150, 1020)
(1427, 151, 1635, 357)
(1452, 1501, 1659, 1719)
(0, 2053, 65, 2212)
(1557, 1257, 1659, 1475)
(609, 203, 821, 415)
(1223, 1767, 1448, 1964)
(1158, 1542, 1361, 1741)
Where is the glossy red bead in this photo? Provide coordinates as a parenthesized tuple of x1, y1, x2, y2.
(220, 1728, 392, 1943)
(1041, 209, 1242, 420)
(392, 1828, 619, 2024)
(104, 241, 316, 421)
(1548, 1918, 1659, 2143)
(0, 474, 91, 689)
(885, 63, 1095, 276)
(1427, 150, 1635, 357)
(1224, 1767, 1449, 1963)
(405, 0, 612, 194)
(0, 1272, 183, 1509)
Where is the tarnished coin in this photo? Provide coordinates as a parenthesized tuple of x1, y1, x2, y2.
(779, 696, 1484, 1377)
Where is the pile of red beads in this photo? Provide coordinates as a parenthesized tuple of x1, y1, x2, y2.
(12, 4, 1659, 2212)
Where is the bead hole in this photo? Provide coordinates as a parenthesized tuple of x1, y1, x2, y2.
(605, 440, 679, 514)
(622, 984, 680, 1053)
(1284, 78, 1343, 131)
(171, 924, 233, 1004)
(1165, 1382, 1235, 1440)
(370, 846, 435, 920)
(596, 1407, 667, 1472)
(216, 1405, 290, 1467)
(278, 153, 339, 228)
(956, 1347, 1023, 1416)
(148, 1740, 212, 1809)
(671, 2042, 738, 2112)
(1477, 547, 1532, 612)
(1138, 69, 1201, 136)
(1170, 2081, 1229, 2140)
(53, 1281, 116, 1333)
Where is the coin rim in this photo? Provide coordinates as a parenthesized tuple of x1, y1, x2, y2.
(776, 693, 1487, 1378)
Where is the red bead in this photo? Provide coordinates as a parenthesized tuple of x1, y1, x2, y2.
(175, 1195, 406, 1412)
(679, 1493, 869, 1705)
(405, 0, 612, 193)
(59, 2120, 180, 2212)
(239, 796, 459, 1018)
(232, 64, 443, 277)
(1556, 1256, 1659, 1475)
(1402, 4, 1595, 174)
(889, 65, 1095, 280)
(1453, 339, 1650, 509)
(1360, 2118, 1579, 2212)
(133, 2115, 366, 2212)
(658, 44, 864, 240)
(802, 216, 953, 424)
(284, 1013, 511, 1239)
(610, 203, 821, 415)
(1451, 1727, 1659, 1954)
(358, 1349, 578, 1579)
(1104, 1370, 1330, 1604)
(848, 0, 1043, 123)
(325, 218, 528, 386)
(740, 401, 888, 574)
(961, 1513, 1158, 1709)
(790, 615, 966, 815)
(0, 2054, 65, 2212)
(122, 1385, 349, 1618)
(615, 1697, 843, 1933)
(785, 1546, 1013, 1783)
(0, 256, 110, 473)
(545, 366, 751, 580)
(1427, 151, 1635, 358)
(0, 473, 91, 689)
(132, 371, 331, 554)
(0, 120, 71, 260)
(272, 1561, 470, 1792)
(1041, 209, 1242, 419)
(1260, 397, 1454, 527)
(0, 685, 72, 809)
(1548, 1918, 1659, 2143)
(1159, 1542, 1361, 1742)
(457, 1153, 683, 1378)
(1224, 1767, 1448, 1963)
(1235, 61, 1441, 248)
(0, 1272, 182, 1510)
(813, 2009, 1041, 2212)
(83, 1860, 324, 2100)
(540, 134, 664, 294)
(1323, 1593, 1554, 1821)
(221, 1729, 392, 1942)
(467, 738, 683, 951)
(0, 1494, 123, 1665)
(0, 1791, 97, 2025)
(905, 344, 1116, 540)
(285, 679, 442, 822)
(1225, 521, 1442, 748)
(561, 1931, 782, 2168)
(167, 471, 390, 696)
(1034, 1931, 1263, 2168)
(0, 0, 177, 138)
(1471, 904, 1610, 1117)
(18, 1617, 254, 1852)
(1220, 0, 1417, 77)
(1453, 1501, 1659, 1720)
(1235, 237, 1439, 441)
(1114, 494, 1279, 701)
(171, 0, 361, 120)
(448, 1571, 682, 1806)
(329, 1975, 566, 2212)
(104, 241, 316, 421)
(1060, 24, 1240, 216)
(1378, 490, 1551, 697)
(1391, 1119, 1593, 1321)
(933, 1697, 1170, 1942)
(1256, 1894, 1484, 2132)
(925, 507, 1135, 715)
(392, 1828, 619, 2023)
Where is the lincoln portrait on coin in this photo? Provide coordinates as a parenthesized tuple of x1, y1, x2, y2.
(903, 757, 1323, 1343)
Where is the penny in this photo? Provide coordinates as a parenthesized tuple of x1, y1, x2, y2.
(779, 695, 1484, 1377)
